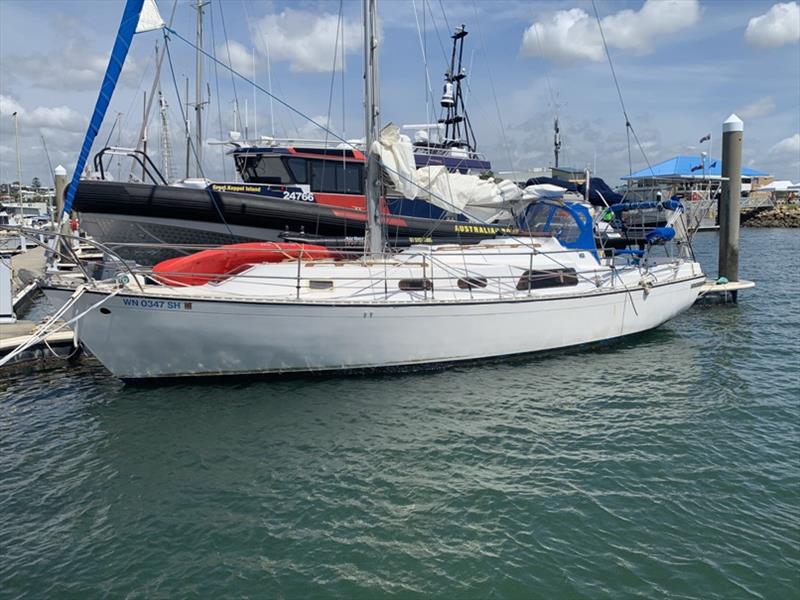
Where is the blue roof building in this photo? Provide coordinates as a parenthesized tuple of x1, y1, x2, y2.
(622, 155, 768, 180)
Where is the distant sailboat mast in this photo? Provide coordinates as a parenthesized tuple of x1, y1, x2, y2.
(158, 90, 174, 183)
(554, 116, 561, 168)
(193, 0, 208, 178)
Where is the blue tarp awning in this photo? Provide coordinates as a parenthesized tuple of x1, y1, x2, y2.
(622, 155, 768, 180)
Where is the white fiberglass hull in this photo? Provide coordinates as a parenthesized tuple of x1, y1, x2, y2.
(46, 274, 703, 380)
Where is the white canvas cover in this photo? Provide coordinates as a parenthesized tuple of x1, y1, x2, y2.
(371, 124, 417, 199)
(371, 122, 530, 222)
(521, 183, 567, 200)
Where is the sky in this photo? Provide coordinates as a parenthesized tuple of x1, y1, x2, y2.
(0, 0, 798, 188)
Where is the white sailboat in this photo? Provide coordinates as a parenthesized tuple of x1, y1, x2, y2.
(39, 0, 704, 381)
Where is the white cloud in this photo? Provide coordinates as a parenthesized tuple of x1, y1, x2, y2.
(745, 2, 800, 48)
(736, 96, 776, 119)
(0, 95, 86, 132)
(0, 95, 24, 118)
(520, 0, 700, 64)
(216, 40, 260, 76)
(769, 133, 800, 156)
(296, 115, 334, 140)
(1, 36, 143, 92)
(250, 9, 361, 73)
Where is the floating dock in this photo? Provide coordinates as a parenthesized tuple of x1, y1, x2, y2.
(696, 279, 755, 304)
(1, 246, 77, 369)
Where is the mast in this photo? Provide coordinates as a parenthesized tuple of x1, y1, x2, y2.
(158, 89, 174, 183)
(184, 77, 191, 179)
(141, 91, 148, 181)
(363, 0, 382, 256)
(12, 112, 22, 204)
(553, 116, 561, 168)
(194, 0, 208, 178)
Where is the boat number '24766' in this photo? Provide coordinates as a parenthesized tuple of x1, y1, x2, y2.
(283, 190, 315, 202)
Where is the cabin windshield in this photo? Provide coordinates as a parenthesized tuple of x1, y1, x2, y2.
(235, 154, 365, 194)
(522, 203, 584, 244)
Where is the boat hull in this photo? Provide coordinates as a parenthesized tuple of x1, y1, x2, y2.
(46, 274, 703, 380)
(74, 181, 510, 263)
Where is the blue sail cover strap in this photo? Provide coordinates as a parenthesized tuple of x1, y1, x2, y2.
(62, 0, 145, 216)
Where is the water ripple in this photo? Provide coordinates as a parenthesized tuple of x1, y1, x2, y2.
(1, 230, 798, 599)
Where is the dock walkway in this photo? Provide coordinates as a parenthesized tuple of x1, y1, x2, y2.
(1, 247, 76, 369)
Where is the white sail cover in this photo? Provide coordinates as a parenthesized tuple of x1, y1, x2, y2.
(521, 183, 567, 200)
(371, 124, 417, 199)
(136, 0, 165, 33)
(372, 123, 523, 222)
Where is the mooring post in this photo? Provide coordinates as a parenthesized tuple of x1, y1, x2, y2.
(0, 257, 15, 324)
(54, 165, 67, 217)
(719, 114, 743, 301)
(46, 165, 70, 268)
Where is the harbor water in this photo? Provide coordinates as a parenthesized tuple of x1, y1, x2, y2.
(1, 228, 798, 598)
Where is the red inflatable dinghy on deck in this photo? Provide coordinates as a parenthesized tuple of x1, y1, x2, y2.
(152, 242, 334, 286)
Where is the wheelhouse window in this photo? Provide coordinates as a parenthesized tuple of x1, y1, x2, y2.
(237, 154, 292, 184)
(285, 157, 309, 184)
(281, 157, 364, 194)
(310, 159, 364, 194)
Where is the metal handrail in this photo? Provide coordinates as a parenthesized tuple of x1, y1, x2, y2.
(92, 146, 168, 185)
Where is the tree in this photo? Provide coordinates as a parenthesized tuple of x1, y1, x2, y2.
(31, 177, 41, 189)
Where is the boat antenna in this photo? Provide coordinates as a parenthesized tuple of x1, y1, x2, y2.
(440, 24, 474, 152)
(363, 0, 382, 256)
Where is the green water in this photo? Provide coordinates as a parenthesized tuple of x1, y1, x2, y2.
(1, 229, 798, 598)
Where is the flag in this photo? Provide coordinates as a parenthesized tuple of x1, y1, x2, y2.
(699, 133, 711, 143)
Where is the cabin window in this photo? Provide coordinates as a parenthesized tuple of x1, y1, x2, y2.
(238, 155, 291, 184)
(285, 157, 309, 184)
(399, 278, 433, 292)
(344, 162, 364, 194)
(516, 268, 579, 291)
(310, 160, 339, 193)
(457, 275, 488, 289)
(308, 280, 334, 290)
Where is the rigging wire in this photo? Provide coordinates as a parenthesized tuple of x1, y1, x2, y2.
(324, 0, 344, 149)
(208, 0, 228, 180)
(528, 14, 560, 121)
(163, 28, 234, 236)
(40, 134, 55, 187)
(424, 0, 451, 68)
(411, 0, 437, 124)
(590, 0, 654, 180)
(218, 0, 243, 133)
(437, 0, 451, 33)
(320, 0, 344, 193)
(471, 0, 515, 173)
